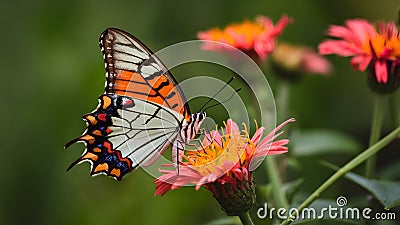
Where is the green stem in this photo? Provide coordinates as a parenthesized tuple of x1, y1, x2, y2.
(265, 157, 289, 209)
(264, 80, 291, 209)
(389, 94, 399, 127)
(280, 125, 400, 225)
(238, 211, 254, 225)
(365, 94, 385, 178)
(277, 80, 290, 124)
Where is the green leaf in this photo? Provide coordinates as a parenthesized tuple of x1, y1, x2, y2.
(322, 161, 400, 209)
(284, 178, 304, 202)
(289, 129, 361, 156)
(378, 161, 400, 180)
(344, 172, 400, 209)
(256, 179, 303, 206)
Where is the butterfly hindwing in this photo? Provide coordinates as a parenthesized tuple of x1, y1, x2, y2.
(66, 94, 182, 180)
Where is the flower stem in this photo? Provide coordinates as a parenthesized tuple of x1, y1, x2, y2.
(365, 94, 385, 178)
(277, 80, 290, 123)
(389, 94, 399, 127)
(265, 157, 289, 209)
(238, 211, 254, 225)
(280, 125, 400, 225)
(264, 80, 290, 209)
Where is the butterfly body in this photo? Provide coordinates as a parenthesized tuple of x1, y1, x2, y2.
(172, 112, 206, 165)
(66, 28, 206, 180)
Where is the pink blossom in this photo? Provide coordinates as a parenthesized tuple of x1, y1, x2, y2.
(272, 42, 332, 76)
(198, 15, 293, 61)
(319, 19, 400, 84)
(154, 118, 295, 197)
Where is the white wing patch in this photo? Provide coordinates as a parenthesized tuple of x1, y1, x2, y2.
(114, 61, 139, 71)
(109, 98, 183, 167)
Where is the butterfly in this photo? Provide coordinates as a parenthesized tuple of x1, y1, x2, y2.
(65, 28, 206, 180)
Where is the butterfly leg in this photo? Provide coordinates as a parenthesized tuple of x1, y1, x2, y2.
(200, 128, 215, 144)
(172, 138, 185, 170)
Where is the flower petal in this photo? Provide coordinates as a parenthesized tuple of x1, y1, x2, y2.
(265, 14, 293, 37)
(344, 19, 376, 45)
(226, 119, 240, 134)
(319, 40, 361, 56)
(251, 127, 265, 145)
(374, 60, 388, 83)
(302, 50, 332, 74)
(350, 54, 372, 71)
(254, 34, 274, 60)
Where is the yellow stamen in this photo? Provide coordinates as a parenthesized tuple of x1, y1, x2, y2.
(183, 123, 257, 176)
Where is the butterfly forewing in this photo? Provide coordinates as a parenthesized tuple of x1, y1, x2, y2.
(100, 28, 190, 120)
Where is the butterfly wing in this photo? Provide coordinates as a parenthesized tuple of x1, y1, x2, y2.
(100, 28, 190, 119)
(66, 28, 190, 180)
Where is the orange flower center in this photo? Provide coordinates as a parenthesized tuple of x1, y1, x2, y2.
(363, 34, 400, 59)
(227, 21, 264, 42)
(182, 125, 255, 176)
(205, 20, 266, 48)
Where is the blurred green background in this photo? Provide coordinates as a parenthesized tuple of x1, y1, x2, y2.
(2, 0, 400, 225)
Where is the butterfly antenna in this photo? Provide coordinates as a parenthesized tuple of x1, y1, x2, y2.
(199, 76, 236, 112)
(202, 87, 241, 112)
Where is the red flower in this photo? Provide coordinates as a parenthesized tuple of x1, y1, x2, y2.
(198, 15, 293, 61)
(154, 118, 294, 215)
(319, 19, 400, 84)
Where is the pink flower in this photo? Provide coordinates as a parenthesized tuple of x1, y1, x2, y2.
(198, 15, 293, 61)
(154, 118, 294, 215)
(272, 42, 332, 76)
(319, 19, 400, 84)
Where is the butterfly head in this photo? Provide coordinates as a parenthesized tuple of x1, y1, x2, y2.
(180, 112, 206, 143)
(189, 111, 206, 131)
(191, 111, 206, 128)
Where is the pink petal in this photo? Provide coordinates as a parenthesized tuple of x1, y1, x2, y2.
(377, 21, 397, 37)
(302, 50, 332, 75)
(258, 118, 295, 149)
(374, 60, 388, 83)
(326, 25, 353, 39)
(254, 140, 289, 158)
(226, 119, 240, 134)
(248, 119, 294, 171)
(254, 36, 274, 60)
(319, 40, 361, 56)
(350, 55, 372, 71)
(196, 176, 210, 190)
(251, 127, 265, 145)
(154, 181, 173, 196)
(257, 16, 274, 31)
(203, 130, 222, 147)
(344, 19, 376, 45)
(267, 14, 293, 37)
